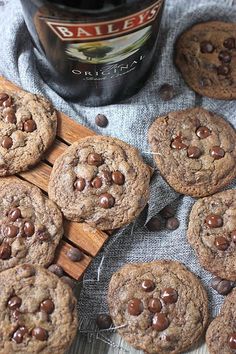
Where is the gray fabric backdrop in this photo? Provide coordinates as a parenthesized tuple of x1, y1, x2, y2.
(0, 0, 236, 353)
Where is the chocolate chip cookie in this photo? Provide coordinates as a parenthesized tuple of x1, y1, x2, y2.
(48, 136, 151, 230)
(108, 260, 209, 354)
(175, 21, 236, 99)
(206, 288, 236, 353)
(188, 190, 236, 281)
(148, 107, 236, 197)
(0, 264, 77, 354)
(0, 90, 57, 175)
(0, 177, 63, 271)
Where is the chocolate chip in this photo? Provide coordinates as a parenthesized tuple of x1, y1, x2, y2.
(214, 236, 229, 251)
(23, 119, 36, 132)
(32, 327, 48, 341)
(210, 276, 222, 290)
(161, 288, 178, 304)
(187, 146, 201, 159)
(12, 326, 28, 344)
(146, 217, 161, 231)
(148, 298, 162, 313)
(18, 264, 35, 277)
(0, 93, 9, 105)
(8, 296, 22, 310)
(171, 137, 187, 150)
(210, 146, 225, 160)
(96, 314, 112, 329)
(160, 206, 175, 219)
(0, 243, 11, 259)
(37, 228, 50, 242)
(67, 247, 83, 262)
(152, 313, 169, 331)
(4, 111, 16, 124)
(112, 171, 125, 185)
(8, 208, 21, 221)
(141, 279, 155, 292)
(200, 41, 214, 53)
(40, 299, 54, 314)
(1, 136, 13, 149)
(61, 276, 75, 289)
(218, 50, 231, 63)
(231, 230, 236, 243)
(47, 264, 64, 277)
(87, 153, 103, 166)
(228, 333, 236, 349)
(196, 126, 211, 139)
(99, 193, 115, 209)
(101, 170, 112, 184)
(23, 221, 35, 237)
(74, 177, 86, 191)
(127, 298, 143, 316)
(199, 77, 213, 87)
(205, 214, 223, 228)
(3, 96, 13, 108)
(211, 276, 234, 295)
(159, 84, 175, 101)
(224, 37, 235, 49)
(95, 114, 109, 128)
(217, 65, 230, 76)
(91, 177, 102, 188)
(166, 217, 179, 231)
(4, 224, 19, 238)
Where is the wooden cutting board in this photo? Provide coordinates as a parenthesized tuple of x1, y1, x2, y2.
(0, 76, 109, 281)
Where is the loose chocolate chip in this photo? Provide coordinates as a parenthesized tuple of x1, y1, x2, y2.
(166, 217, 179, 231)
(74, 177, 86, 192)
(91, 177, 102, 188)
(228, 333, 236, 349)
(141, 279, 155, 292)
(3, 97, 13, 108)
(23, 221, 35, 237)
(210, 146, 225, 160)
(218, 50, 231, 63)
(215, 236, 229, 251)
(5, 111, 16, 124)
(48, 264, 64, 277)
(23, 119, 36, 132)
(4, 224, 19, 238)
(216, 279, 234, 295)
(99, 193, 115, 209)
(32, 327, 48, 341)
(0, 93, 9, 105)
(161, 288, 178, 304)
(171, 137, 187, 150)
(218, 65, 230, 76)
(205, 214, 223, 228)
(101, 171, 112, 184)
(231, 230, 236, 243)
(146, 217, 161, 232)
(8, 208, 21, 221)
(128, 298, 143, 316)
(200, 41, 214, 53)
(96, 314, 112, 329)
(160, 206, 175, 219)
(87, 153, 103, 167)
(148, 298, 162, 313)
(61, 276, 75, 289)
(1, 136, 13, 149)
(95, 114, 109, 128)
(152, 313, 169, 331)
(0, 243, 11, 259)
(187, 146, 201, 159)
(8, 296, 22, 310)
(112, 171, 125, 185)
(224, 37, 235, 49)
(40, 299, 55, 314)
(67, 247, 83, 262)
(159, 84, 175, 101)
(196, 126, 211, 139)
(12, 326, 28, 344)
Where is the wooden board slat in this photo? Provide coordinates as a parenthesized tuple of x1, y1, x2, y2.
(44, 139, 68, 165)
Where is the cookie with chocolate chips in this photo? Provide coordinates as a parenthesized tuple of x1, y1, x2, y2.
(188, 189, 236, 281)
(0, 90, 57, 175)
(206, 288, 236, 353)
(108, 260, 209, 354)
(148, 107, 236, 197)
(48, 136, 151, 230)
(0, 178, 63, 271)
(0, 264, 77, 354)
(175, 21, 236, 99)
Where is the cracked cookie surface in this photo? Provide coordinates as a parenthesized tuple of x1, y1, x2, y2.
(48, 136, 151, 230)
(148, 107, 236, 197)
(0, 264, 77, 354)
(108, 260, 209, 354)
(175, 21, 236, 99)
(188, 190, 236, 281)
(0, 90, 57, 175)
(0, 178, 63, 271)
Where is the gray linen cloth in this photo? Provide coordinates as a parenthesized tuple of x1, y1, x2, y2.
(0, 0, 236, 353)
